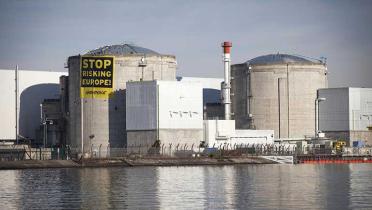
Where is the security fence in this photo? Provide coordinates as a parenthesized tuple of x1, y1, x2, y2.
(2, 143, 372, 161)
(0, 146, 68, 161)
(68, 142, 299, 159)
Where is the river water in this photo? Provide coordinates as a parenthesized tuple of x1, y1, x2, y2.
(1, 164, 372, 209)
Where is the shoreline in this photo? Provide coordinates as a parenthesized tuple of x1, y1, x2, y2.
(0, 156, 276, 170)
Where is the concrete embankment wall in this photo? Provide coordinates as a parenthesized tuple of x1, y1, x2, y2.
(0, 157, 276, 170)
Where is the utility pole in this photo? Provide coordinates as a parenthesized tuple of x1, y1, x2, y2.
(81, 94, 84, 156)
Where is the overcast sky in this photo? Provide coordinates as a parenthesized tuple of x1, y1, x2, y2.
(0, 0, 371, 88)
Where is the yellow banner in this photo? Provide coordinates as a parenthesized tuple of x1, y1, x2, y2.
(80, 56, 114, 99)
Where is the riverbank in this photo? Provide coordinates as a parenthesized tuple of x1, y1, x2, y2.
(0, 156, 276, 170)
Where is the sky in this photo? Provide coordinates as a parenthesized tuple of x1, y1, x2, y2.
(0, 0, 371, 88)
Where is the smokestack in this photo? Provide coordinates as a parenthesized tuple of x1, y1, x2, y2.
(221, 41, 232, 120)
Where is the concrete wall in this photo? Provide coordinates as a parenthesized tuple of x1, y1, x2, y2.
(319, 87, 372, 131)
(68, 55, 176, 154)
(159, 129, 203, 147)
(126, 80, 203, 153)
(318, 88, 350, 131)
(176, 76, 223, 105)
(127, 129, 203, 154)
(176, 76, 224, 120)
(319, 87, 372, 146)
(126, 80, 203, 130)
(158, 81, 203, 129)
(231, 64, 250, 128)
(205, 103, 224, 120)
(203, 120, 274, 147)
(349, 88, 372, 130)
(325, 130, 372, 146)
(204, 120, 236, 144)
(126, 82, 157, 130)
(232, 130, 274, 145)
(0, 69, 66, 141)
(127, 130, 157, 148)
(350, 130, 372, 146)
(232, 63, 328, 139)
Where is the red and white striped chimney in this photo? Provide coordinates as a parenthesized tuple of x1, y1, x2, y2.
(222, 41, 232, 120)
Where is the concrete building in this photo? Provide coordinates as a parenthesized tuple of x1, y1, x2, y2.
(0, 69, 66, 143)
(176, 76, 222, 105)
(318, 87, 372, 146)
(231, 54, 328, 139)
(66, 44, 176, 155)
(203, 120, 274, 147)
(126, 80, 203, 153)
(176, 76, 224, 119)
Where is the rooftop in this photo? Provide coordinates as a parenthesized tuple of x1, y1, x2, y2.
(85, 44, 160, 56)
(247, 53, 323, 65)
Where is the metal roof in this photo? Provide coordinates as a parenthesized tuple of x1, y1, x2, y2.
(85, 44, 160, 56)
(247, 53, 321, 65)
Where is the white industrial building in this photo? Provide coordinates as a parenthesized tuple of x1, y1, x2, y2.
(203, 120, 274, 147)
(126, 79, 275, 155)
(176, 76, 223, 105)
(318, 87, 372, 146)
(126, 80, 203, 152)
(0, 69, 67, 143)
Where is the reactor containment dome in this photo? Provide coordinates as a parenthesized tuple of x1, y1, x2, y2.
(231, 53, 328, 139)
(65, 44, 177, 156)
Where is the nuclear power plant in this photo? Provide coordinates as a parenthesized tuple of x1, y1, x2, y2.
(1, 42, 372, 160)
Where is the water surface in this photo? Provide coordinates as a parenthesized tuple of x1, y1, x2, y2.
(1, 164, 372, 209)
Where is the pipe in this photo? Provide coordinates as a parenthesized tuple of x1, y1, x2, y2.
(15, 65, 19, 144)
(81, 98, 84, 155)
(222, 41, 232, 120)
(315, 97, 326, 137)
(286, 63, 290, 138)
(278, 78, 281, 138)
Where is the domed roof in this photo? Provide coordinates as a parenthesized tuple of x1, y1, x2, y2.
(85, 44, 160, 56)
(247, 53, 321, 65)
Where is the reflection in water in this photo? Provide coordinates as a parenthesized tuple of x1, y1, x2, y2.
(114, 167, 159, 209)
(157, 167, 205, 209)
(202, 166, 237, 209)
(321, 165, 351, 209)
(79, 168, 111, 209)
(349, 164, 372, 209)
(0, 164, 371, 209)
(0, 170, 20, 209)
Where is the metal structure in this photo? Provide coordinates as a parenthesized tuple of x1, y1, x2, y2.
(231, 53, 328, 139)
(315, 97, 326, 137)
(221, 42, 232, 120)
(39, 99, 62, 148)
(65, 44, 177, 156)
(15, 65, 19, 144)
